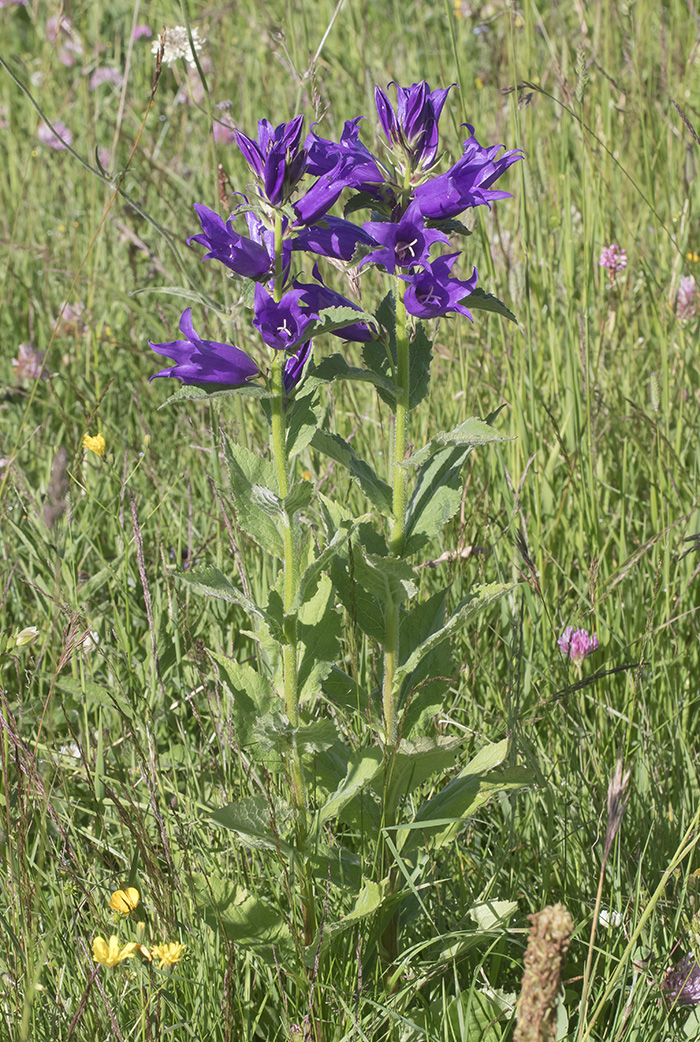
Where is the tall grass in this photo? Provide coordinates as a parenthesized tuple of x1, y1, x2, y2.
(1, 0, 700, 1038)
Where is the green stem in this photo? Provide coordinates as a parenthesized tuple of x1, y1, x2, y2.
(269, 214, 316, 946)
(380, 280, 411, 976)
(382, 284, 410, 747)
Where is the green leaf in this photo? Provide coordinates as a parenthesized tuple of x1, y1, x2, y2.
(307, 353, 399, 400)
(323, 878, 389, 943)
(310, 429, 393, 514)
(461, 286, 518, 325)
(286, 390, 323, 458)
(378, 737, 464, 819)
(316, 748, 384, 826)
(193, 875, 293, 954)
(175, 567, 274, 628)
(223, 437, 284, 557)
(294, 518, 367, 611)
(158, 382, 273, 409)
(209, 653, 279, 750)
(407, 416, 514, 468)
(302, 305, 378, 341)
(468, 900, 519, 931)
(400, 740, 534, 852)
(354, 552, 418, 606)
(362, 316, 432, 411)
(394, 584, 510, 689)
(211, 795, 293, 854)
(298, 575, 342, 702)
(295, 719, 339, 754)
(284, 479, 314, 517)
(52, 676, 134, 720)
(404, 432, 503, 556)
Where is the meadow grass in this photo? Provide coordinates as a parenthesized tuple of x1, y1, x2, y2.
(1, 0, 700, 1038)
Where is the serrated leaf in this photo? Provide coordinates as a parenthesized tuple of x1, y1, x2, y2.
(307, 353, 399, 399)
(298, 575, 342, 702)
(330, 553, 385, 645)
(157, 381, 273, 409)
(302, 305, 377, 340)
(316, 748, 384, 826)
(461, 287, 518, 324)
(210, 652, 280, 750)
(394, 584, 510, 689)
(311, 429, 393, 514)
(293, 518, 367, 611)
(468, 900, 519, 931)
(407, 416, 514, 468)
(284, 480, 314, 517)
(323, 878, 389, 944)
(295, 719, 339, 754)
(404, 440, 484, 556)
(223, 438, 284, 557)
(286, 390, 323, 458)
(193, 875, 293, 954)
(211, 796, 293, 854)
(52, 676, 134, 720)
(175, 567, 273, 626)
(361, 316, 432, 412)
(354, 551, 417, 606)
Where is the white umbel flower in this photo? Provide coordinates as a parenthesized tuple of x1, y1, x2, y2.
(151, 26, 205, 67)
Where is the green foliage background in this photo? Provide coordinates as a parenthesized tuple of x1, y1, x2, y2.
(1, 0, 700, 1038)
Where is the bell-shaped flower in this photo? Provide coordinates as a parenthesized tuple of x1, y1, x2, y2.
(253, 283, 317, 352)
(291, 216, 374, 263)
(150, 309, 260, 385)
(283, 341, 312, 392)
(188, 204, 272, 278)
(294, 266, 374, 341)
(375, 80, 454, 174)
(305, 117, 389, 195)
(411, 126, 522, 220)
(401, 253, 478, 319)
(361, 209, 449, 273)
(235, 115, 307, 206)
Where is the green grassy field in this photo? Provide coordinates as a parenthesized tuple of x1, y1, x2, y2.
(2, 0, 700, 1039)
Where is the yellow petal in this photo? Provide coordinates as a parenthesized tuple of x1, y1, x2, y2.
(109, 887, 140, 915)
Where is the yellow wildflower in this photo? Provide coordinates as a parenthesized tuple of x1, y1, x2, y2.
(151, 942, 186, 969)
(83, 433, 106, 456)
(92, 935, 139, 967)
(108, 887, 140, 915)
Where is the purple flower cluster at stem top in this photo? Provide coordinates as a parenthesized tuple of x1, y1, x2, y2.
(557, 627, 599, 666)
(149, 81, 521, 392)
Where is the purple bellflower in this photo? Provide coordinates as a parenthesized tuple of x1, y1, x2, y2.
(401, 253, 478, 320)
(411, 126, 522, 220)
(294, 266, 374, 342)
(291, 216, 375, 263)
(149, 308, 260, 385)
(283, 341, 312, 393)
(361, 209, 449, 273)
(305, 117, 389, 197)
(557, 626, 599, 667)
(375, 81, 454, 175)
(188, 204, 272, 279)
(253, 283, 317, 352)
(235, 116, 307, 207)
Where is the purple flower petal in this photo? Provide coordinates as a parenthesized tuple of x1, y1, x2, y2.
(361, 210, 449, 273)
(149, 308, 260, 385)
(291, 216, 374, 263)
(252, 284, 317, 352)
(401, 253, 478, 319)
(188, 204, 272, 279)
(411, 126, 522, 220)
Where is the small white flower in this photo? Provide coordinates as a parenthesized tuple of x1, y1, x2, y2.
(12, 626, 40, 647)
(152, 25, 205, 67)
(598, 908, 623, 929)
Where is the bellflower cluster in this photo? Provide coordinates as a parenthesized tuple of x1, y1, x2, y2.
(150, 80, 521, 397)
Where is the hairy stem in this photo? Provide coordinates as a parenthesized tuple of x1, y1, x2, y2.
(269, 215, 315, 945)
